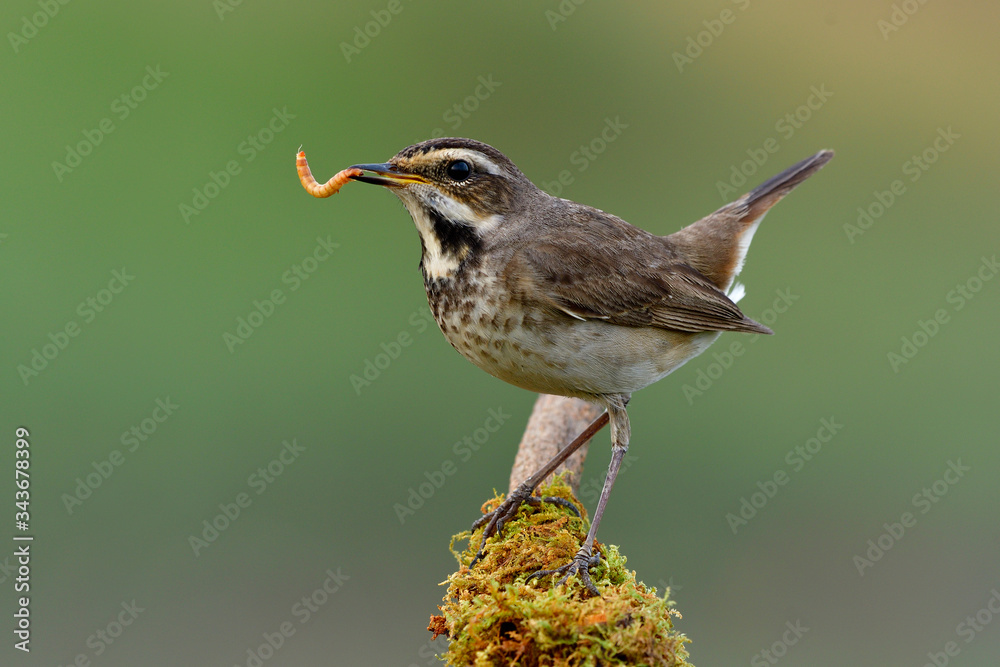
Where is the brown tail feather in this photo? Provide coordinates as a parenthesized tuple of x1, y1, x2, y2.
(744, 149, 834, 219)
(666, 149, 834, 291)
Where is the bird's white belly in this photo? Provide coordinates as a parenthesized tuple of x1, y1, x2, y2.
(438, 301, 722, 398)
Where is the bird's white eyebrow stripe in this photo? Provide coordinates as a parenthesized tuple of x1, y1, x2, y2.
(471, 155, 502, 175)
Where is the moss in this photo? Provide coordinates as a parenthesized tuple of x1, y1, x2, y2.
(430, 477, 693, 666)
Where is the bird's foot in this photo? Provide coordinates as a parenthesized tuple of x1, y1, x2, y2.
(527, 545, 603, 597)
(468, 483, 580, 569)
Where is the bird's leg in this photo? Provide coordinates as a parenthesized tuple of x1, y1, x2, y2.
(468, 410, 610, 568)
(528, 394, 630, 596)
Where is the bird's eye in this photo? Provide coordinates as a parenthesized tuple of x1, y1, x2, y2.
(446, 160, 472, 182)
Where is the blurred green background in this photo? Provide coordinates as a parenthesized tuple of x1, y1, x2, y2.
(2, 1, 998, 665)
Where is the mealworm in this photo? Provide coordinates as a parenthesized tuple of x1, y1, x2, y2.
(296, 149, 362, 198)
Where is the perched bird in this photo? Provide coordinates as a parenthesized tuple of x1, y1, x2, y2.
(318, 138, 832, 594)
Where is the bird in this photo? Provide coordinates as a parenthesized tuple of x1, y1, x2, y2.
(314, 138, 833, 595)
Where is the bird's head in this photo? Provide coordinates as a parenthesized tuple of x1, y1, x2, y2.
(349, 138, 536, 280)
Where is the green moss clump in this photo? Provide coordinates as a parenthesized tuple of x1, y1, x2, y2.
(430, 477, 693, 666)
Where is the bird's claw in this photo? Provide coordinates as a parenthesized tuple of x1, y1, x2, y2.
(527, 547, 603, 597)
(468, 485, 580, 568)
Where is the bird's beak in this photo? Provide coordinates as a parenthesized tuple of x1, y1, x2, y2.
(349, 163, 428, 188)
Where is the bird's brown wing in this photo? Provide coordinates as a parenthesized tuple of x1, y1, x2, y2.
(512, 231, 772, 335)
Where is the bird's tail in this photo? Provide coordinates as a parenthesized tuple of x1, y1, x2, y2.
(666, 150, 834, 291)
(743, 150, 834, 221)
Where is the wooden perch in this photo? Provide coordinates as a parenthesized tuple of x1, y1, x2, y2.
(508, 395, 603, 495)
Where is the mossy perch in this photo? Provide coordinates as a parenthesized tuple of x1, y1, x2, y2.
(429, 476, 693, 666)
